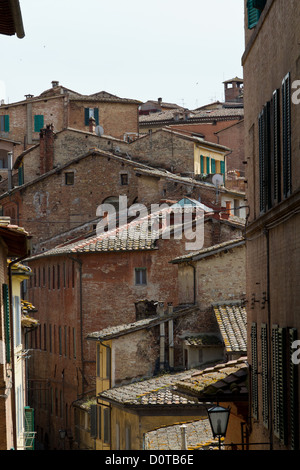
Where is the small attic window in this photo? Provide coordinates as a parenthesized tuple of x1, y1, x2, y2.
(65, 172, 74, 185)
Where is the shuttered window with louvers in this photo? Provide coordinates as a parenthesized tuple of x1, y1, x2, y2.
(261, 324, 269, 429)
(289, 328, 299, 450)
(282, 73, 292, 198)
(251, 323, 258, 419)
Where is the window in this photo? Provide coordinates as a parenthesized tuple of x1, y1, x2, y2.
(106, 347, 111, 380)
(272, 325, 287, 444)
(120, 173, 128, 185)
(59, 326, 62, 355)
(34, 115, 44, 132)
(125, 425, 131, 450)
(261, 324, 269, 429)
(65, 172, 75, 185)
(90, 405, 98, 439)
(251, 323, 258, 419)
(96, 343, 100, 377)
(84, 108, 99, 126)
(2, 284, 10, 363)
(103, 407, 111, 444)
(247, 0, 263, 29)
(282, 73, 292, 198)
(0, 115, 9, 132)
(135, 268, 147, 285)
(258, 75, 292, 213)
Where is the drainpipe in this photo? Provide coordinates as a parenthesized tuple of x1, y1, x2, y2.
(8, 254, 28, 450)
(187, 262, 196, 305)
(67, 255, 84, 396)
(167, 304, 174, 369)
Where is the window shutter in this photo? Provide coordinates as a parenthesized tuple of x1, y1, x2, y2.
(4, 115, 9, 132)
(289, 328, 299, 450)
(211, 158, 216, 173)
(103, 407, 111, 444)
(261, 324, 269, 428)
(94, 108, 99, 126)
(206, 157, 210, 174)
(90, 404, 98, 439)
(251, 323, 258, 419)
(247, 0, 261, 29)
(253, 0, 266, 11)
(34, 115, 44, 132)
(282, 73, 292, 198)
(278, 328, 287, 444)
(84, 108, 90, 126)
(258, 110, 266, 212)
(272, 325, 288, 444)
(220, 161, 225, 175)
(2, 284, 10, 363)
(24, 407, 35, 450)
(200, 155, 204, 174)
(272, 89, 281, 204)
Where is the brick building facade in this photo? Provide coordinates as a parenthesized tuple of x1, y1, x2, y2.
(0, 81, 140, 171)
(243, 0, 300, 450)
(23, 201, 243, 450)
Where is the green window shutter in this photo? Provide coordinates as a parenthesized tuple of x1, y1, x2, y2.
(2, 284, 10, 364)
(289, 328, 299, 450)
(253, 0, 266, 11)
(84, 108, 90, 126)
(94, 108, 99, 126)
(24, 407, 35, 450)
(90, 404, 98, 439)
(282, 73, 292, 198)
(251, 323, 258, 420)
(34, 115, 44, 132)
(261, 324, 269, 428)
(200, 155, 204, 174)
(206, 157, 210, 174)
(4, 115, 9, 132)
(211, 158, 216, 173)
(220, 161, 225, 175)
(247, 0, 261, 29)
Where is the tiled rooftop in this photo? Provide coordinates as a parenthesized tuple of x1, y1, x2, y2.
(213, 302, 247, 353)
(139, 107, 244, 124)
(87, 305, 197, 341)
(144, 419, 218, 450)
(99, 368, 202, 407)
(176, 358, 248, 399)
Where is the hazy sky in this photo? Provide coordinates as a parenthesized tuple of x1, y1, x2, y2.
(0, 0, 245, 110)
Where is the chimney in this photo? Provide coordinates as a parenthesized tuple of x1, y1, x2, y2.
(52, 81, 59, 88)
(158, 97, 162, 107)
(89, 116, 96, 134)
(40, 124, 55, 175)
(25, 94, 34, 100)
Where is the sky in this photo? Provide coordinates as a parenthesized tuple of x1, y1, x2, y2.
(0, 0, 245, 110)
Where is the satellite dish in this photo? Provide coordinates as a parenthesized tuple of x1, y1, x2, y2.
(212, 174, 224, 188)
(95, 125, 104, 136)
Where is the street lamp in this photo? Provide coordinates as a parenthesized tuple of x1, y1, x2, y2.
(207, 405, 230, 450)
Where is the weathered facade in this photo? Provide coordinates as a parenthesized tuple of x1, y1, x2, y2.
(243, 0, 300, 450)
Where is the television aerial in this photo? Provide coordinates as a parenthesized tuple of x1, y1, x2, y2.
(212, 174, 224, 204)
